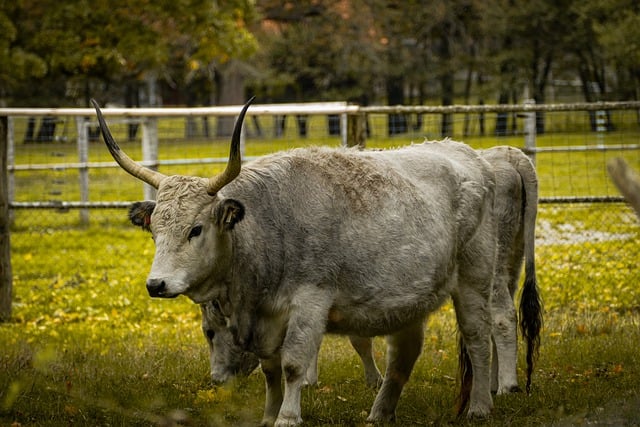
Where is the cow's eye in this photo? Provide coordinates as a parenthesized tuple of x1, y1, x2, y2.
(205, 329, 215, 340)
(188, 225, 202, 241)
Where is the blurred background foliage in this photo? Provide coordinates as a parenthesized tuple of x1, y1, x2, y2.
(1, 0, 639, 109)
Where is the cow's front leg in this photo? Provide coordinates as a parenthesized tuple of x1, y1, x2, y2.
(367, 319, 424, 423)
(303, 339, 321, 386)
(275, 286, 330, 427)
(260, 355, 283, 427)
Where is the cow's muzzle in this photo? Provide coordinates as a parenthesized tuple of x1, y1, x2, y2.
(146, 279, 177, 298)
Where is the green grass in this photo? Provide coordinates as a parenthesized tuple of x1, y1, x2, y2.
(2, 204, 640, 426)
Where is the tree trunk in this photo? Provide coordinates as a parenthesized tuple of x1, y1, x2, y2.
(386, 76, 407, 136)
(24, 117, 36, 143)
(0, 116, 12, 322)
(35, 117, 57, 142)
(146, 73, 160, 107)
(607, 157, 640, 220)
(216, 60, 246, 138)
(440, 77, 453, 137)
(463, 63, 474, 137)
(125, 81, 140, 141)
(438, 22, 454, 138)
(495, 91, 509, 137)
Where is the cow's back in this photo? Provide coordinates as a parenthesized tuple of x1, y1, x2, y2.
(395, 141, 496, 246)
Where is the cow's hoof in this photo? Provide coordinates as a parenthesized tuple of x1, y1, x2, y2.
(259, 417, 276, 427)
(495, 384, 522, 395)
(274, 413, 302, 427)
(467, 403, 492, 419)
(503, 385, 522, 394)
(366, 411, 396, 424)
(302, 377, 318, 387)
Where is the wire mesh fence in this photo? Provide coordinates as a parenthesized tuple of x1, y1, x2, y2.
(4, 101, 640, 314)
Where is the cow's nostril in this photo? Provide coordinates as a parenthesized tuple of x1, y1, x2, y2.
(146, 279, 166, 297)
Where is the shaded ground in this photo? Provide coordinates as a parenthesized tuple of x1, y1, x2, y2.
(554, 393, 640, 426)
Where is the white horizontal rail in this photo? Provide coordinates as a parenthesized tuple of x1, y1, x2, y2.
(529, 144, 640, 154)
(0, 102, 358, 117)
(2, 101, 639, 118)
(10, 201, 133, 209)
(9, 156, 263, 172)
(360, 101, 640, 113)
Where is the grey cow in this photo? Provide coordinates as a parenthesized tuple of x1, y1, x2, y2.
(200, 300, 260, 384)
(94, 98, 498, 426)
(480, 146, 541, 396)
(197, 145, 542, 401)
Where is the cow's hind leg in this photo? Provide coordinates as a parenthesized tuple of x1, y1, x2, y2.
(367, 319, 424, 423)
(491, 275, 520, 394)
(349, 335, 382, 388)
(452, 288, 493, 418)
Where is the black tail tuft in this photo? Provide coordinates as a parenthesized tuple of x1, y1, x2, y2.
(519, 260, 543, 394)
(455, 334, 473, 416)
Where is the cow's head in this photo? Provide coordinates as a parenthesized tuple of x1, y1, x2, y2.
(200, 300, 260, 383)
(92, 98, 253, 303)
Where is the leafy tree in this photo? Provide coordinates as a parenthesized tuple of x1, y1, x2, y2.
(3, 0, 639, 114)
(478, 0, 577, 134)
(256, 0, 383, 102)
(2, 0, 257, 107)
(0, 2, 47, 106)
(363, 0, 485, 137)
(575, 0, 640, 102)
(252, 0, 384, 137)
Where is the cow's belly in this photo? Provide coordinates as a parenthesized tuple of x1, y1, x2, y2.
(325, 281, 451, 337)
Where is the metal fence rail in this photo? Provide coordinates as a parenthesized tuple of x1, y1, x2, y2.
(3, 100, 640, 211)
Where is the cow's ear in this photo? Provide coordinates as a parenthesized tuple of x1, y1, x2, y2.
(216, 199, 244, 231)
(129, 201, 155, 232)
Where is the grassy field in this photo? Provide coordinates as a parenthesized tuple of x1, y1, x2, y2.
(1, 215, 640, 426)
(2, 110, 640, 426)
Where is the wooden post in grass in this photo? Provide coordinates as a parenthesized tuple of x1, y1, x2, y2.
(0, 116, 12, 322)
(607, 157, 640, 220)
(141, 117, 158, 201)
(347, 113, 367, 148)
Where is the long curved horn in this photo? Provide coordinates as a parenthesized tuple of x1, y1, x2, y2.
(91, 99, 166, 189)
(207, 97, 255, 195)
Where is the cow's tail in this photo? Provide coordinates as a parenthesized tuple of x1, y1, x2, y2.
(512, 149, 543, 394)
(455, 334, 473, 416)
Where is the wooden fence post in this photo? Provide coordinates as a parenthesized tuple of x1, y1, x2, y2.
(347, 113, 367, 148)
(141, 117, 158, 200)
(523, 99, 536, 166)
(76, 116, 89, 224)
(0, 116, 12, 322)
